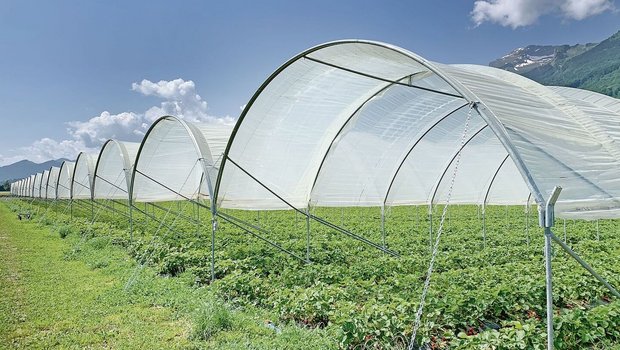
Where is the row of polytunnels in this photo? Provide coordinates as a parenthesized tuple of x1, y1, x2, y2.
(8, 40, 620, 349)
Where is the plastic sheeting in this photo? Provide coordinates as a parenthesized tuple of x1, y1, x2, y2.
(57, 161, 75, 199)
(40, 170, 50, 199)
(93, 140, 139, 200)
(46, 167, 60, 200)
(216, 40, 620, 219)
(33, 173, 42, 198)
(131, 116, 233, 203)
(28, 174, 36, 197)
(72, 152, 96, 200)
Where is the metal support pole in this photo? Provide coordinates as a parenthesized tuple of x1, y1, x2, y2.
(70, 200, 73, 220)
(544, 226, 554, 350)
(563, 219, 566, 243)
(381, 204, 386, 250)
(129, 199, 133, 241)
(549, 232, 620, 298)
(482, 205, 487, 249)
(539, 186, 562, 350)
(306, 204, 311, 263)
(211, 213, 217, 282)
(428, 211, 433, 253)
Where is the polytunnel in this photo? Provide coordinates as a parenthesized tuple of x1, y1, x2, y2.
(18, 179, 25, 197)
(214, 40, 620, 221)
(25, 177, 30, 197)
(46, 167, 60, 199)
(130, 116, 233, 203)
(93, 140, 139, 200)
(33, 173, 42, 198)
(209, 40, 620, 349)
(28, 174, 36, 197)
(40, 170, 50, 199)
(57, 161, 75, 199)
(71, 152, 96, 199)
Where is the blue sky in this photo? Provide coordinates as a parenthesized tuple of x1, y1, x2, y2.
(0, 0, 618, 165)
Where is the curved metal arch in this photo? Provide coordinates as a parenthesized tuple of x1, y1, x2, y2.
(71, 152, 95, 200)
(45, 166, 60, 200)
(93, 139, 134, 200)
(382, 102, 470, 205)
(307, 72, 422, 199)
(213, 40, 545, 208)
(428, 125, 490, 207)
(508, 130, 620, 206)
(56, 161, 75, 199)
(28, 174, 36, 197)
(129, 115, 216, 208)
(212, 39, 474, 207)
(482, 154, 510, 207)
(40, 170, 49, 199)
(33, 172, 42, 198)
(458, 64, 620, 167)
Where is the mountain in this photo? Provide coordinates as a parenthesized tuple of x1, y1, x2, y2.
(0, 159, 69, 183)
(490, 30, 620, 98)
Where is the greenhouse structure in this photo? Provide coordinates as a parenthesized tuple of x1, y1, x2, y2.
(93, 140, 140, 201)
(57, 161, 75, 199)
(7, 40, 620, 350)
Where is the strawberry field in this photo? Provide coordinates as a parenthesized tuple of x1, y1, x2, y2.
(15, 198, 620, 349)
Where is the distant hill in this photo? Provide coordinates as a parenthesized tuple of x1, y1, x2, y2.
(0, 159, 69, 183)
(490, 30, 620, 98)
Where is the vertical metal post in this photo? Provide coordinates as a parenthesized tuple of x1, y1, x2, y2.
(563, 219, 566, 243)
(544, 226, 554, 350)
(129, 198, 133, 241)
(91, 199, 94, 223)
(306, 203, 311, 263)
(70, 200, 73, 220)
(540, 186, 562, 350)
(341, 207, 344, 227)
(482, 204, 487, 249)
(381, 204, 386, 250)
(211, 210, 217, 283)
(428, 210, 433, 254)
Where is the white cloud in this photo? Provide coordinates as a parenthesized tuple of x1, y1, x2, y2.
(67, 111, 146, 148)
(560, 0, 615, 20)
(471, 0, 615, 28)
(132, 79, 209, 123)
(0, 78, 236, 166)
(0, 138, 98, 166)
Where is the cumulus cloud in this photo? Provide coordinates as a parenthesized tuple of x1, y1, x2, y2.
(67, 111, 146, 148)
(471, 0, 615, 28)
(0, 78, 236, 166)
(0, 138, 99, 166)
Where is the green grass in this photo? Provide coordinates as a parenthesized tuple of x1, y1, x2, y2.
(5, 198, 620, 349)
(0, 201, 333, 349)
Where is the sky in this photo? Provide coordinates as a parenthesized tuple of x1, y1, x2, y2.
(0, 0, 618, 166)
